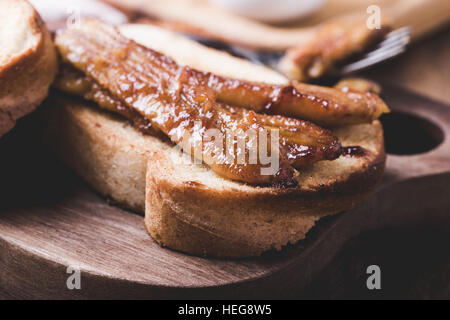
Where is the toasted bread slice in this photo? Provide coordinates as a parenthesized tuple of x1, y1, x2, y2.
(0, 0, 57, 137)
(46, 24, 386, 257)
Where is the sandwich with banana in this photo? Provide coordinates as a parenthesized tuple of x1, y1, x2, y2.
(46, 19, 388, 257)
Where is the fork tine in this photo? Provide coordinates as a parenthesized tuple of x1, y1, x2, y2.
(377, 27, 411, 47)
(339, 27, 411, 75)
(367, 35, 410, 58)
(341, 46, 406, 74)
(384, 26, 412, 38)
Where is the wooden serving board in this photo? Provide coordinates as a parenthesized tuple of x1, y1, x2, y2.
(0, 86, 449, 299)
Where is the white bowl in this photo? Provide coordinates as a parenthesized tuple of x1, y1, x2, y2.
(29, 0, 128, 26)
(211, 0, 327, 23)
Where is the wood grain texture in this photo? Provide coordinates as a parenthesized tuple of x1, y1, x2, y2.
(0, 86, 449, 299)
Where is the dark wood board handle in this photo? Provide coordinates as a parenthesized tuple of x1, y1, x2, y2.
(0, 86, 449, 299)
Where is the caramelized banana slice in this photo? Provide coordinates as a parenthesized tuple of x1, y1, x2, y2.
(207, 74, 389, 126)
(218, 104, 341, 167)
(55, 20, 342, 187)
(55, 65, 159, 136)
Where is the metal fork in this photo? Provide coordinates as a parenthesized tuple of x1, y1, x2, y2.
(339, 27, 411, 75)
(191, 27, 412, 78)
